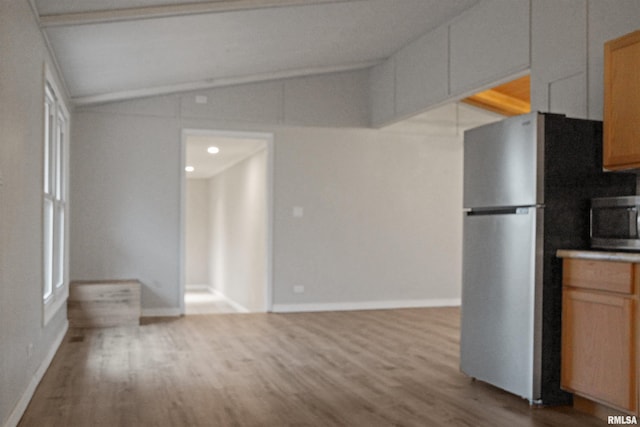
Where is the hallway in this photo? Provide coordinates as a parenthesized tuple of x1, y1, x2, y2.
(184, 289, 239, 315)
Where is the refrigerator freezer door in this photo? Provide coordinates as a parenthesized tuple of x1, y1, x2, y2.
(460, 207, 542, 402)
(463, 112, 541, 209)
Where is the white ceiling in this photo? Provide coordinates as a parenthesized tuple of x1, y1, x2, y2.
(185, 134, 267, 179)
(35, 0, 479, 105)
(32, 1, 506, 184)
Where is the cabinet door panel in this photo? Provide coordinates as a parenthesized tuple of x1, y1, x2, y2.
(449, 0, 530, 96)
(395, 26, 448, 118)
(561, 289, 636, 412)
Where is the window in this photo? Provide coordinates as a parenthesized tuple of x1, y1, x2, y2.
(43, 66, 69, 324)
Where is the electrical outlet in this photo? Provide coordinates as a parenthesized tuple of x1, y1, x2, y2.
(293, 285, 305, 294)
(27, 343, 33, 358)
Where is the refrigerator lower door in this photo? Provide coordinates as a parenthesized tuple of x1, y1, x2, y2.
(460, 207, 542, 402)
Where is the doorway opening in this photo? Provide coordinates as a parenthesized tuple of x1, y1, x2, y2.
(180, 129, 273, 315)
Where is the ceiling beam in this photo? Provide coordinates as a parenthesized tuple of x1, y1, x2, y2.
(72, 59, 380, 106)
(39, 0, 361, 27)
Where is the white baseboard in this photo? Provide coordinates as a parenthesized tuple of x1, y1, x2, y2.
(185, 284, 214, 292)
(222, 298, 250, 314)
(205, 289, 251, 313)
(5, 319, 69, 427)
(183, 289, 251, 314)
(271, 298, 461, 313)
(141, 307, 182, 317)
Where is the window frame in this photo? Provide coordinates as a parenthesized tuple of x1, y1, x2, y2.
(43, 65, 70, 325)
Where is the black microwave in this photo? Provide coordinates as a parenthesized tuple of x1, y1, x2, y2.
(591, 196, 640, 251)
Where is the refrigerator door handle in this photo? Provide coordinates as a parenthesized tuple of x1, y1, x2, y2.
(467, 207, 531, 216)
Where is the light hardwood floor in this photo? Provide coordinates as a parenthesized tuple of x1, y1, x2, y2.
(19, 308, 602, 426)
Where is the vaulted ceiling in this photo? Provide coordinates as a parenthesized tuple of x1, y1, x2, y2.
(33, 0, 480, 105)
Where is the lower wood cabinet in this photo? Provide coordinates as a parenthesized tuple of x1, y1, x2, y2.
(560, 257, 638, 415)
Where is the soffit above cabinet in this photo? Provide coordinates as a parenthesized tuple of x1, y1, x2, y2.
(449, 0, 530, 96)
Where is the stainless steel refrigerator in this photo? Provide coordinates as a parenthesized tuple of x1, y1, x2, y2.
(460, 112, 635, 405)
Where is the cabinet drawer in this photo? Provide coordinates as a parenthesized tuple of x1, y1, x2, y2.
(563, 258, 634, 294)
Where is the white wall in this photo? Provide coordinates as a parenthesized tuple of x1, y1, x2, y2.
(71, 71, 369, 315)
(530, 0, 588, 118)
(531, 0, 640, 119)
(70, 112, 182, 315)
(71, 71, 463, 313)
(68, 0, 640, 317)
(272, 128, 462, 311)
(5, 1, 640, 424)
(0, 1, 69, 425)
(371, 0, 531, 127)
(82, 69, 370, 128)
(209, 149, 268, 311)
(586, 0, 640, 119)
(371, 0, 640, 125)
(185, 179, 210, 286)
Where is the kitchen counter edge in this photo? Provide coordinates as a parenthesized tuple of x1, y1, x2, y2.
(556, 249, 640, 263)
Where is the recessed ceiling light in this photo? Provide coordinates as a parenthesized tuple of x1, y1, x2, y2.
(207, 146, 220, 154)
(185, 166, 195, 172)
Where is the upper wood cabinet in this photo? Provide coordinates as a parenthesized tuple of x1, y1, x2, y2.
(604, 29, 640, 170)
